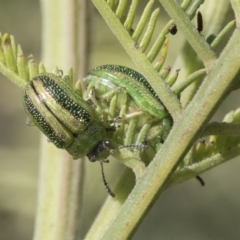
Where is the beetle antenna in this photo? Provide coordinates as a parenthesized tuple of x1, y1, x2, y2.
(196, 175, 205, 186)
(117, 143, 148, 150)
(100, 160, 115, 197)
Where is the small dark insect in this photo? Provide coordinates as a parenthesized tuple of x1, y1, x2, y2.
(168, 24, 178, 35)
(197, 11, 203, 33)
(196, 175, 205, 186)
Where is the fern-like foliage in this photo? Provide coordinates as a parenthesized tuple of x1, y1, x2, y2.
(0, 33, 43, 88)
(194, 109, 240, 163)
(1, 1, 240, 239)
(0, 0, 237, 192)
(85, 1, 240, 238)
(0, 33, 76, 90)
(168, 108, 240, 188)
(0, 0, 237, 194)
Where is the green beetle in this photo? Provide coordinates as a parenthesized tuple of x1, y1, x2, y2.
(23, 65, 172, 196)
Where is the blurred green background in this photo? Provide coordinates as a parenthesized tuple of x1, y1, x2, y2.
(0, 1, 240, 239)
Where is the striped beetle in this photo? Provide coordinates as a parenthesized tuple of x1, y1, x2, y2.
(84, 65, 172, 142)
(23, 65, 172, 196)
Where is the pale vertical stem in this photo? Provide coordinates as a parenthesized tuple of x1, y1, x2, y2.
(79, 1, 92, 81)
(34, 0, 91, 240)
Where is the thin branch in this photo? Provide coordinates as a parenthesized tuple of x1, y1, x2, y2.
(167, 145, 240, 188)
(101, 28, 240, 239)
(172, 68, 206, 94)
(211, 20, 236, 50)
(0, 61, 26, 88)
(230, 0, 240, 27)
(202, 122, 240, 137)
(91, 0, 183, 120)
(158, 0, 216, 70)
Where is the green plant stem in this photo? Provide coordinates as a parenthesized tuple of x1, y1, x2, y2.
(91, 0, 183, 121)
(0, 62, 26, 88)
(230, 0, 240, 26)
(34, 1, 90, 240)
(159, 0, 216, 70)
(100, 28, 240, 239)
(202, 122, 240, 137)
(167, 145, 240, 188)
(132, 0, 154, 42)
(211, 20, 236, 50)
(172, 68, 206, 94)
(85, 138, 240, 239)
(84, 168, 135, 240)
(171, 0, 230, 107)
(124, 0, 139, 31)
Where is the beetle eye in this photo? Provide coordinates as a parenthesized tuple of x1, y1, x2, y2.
(87, 140, 111, 162)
